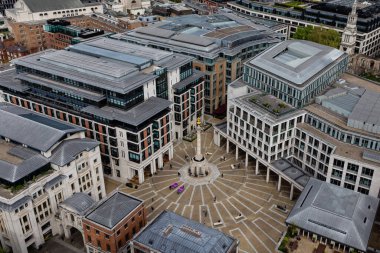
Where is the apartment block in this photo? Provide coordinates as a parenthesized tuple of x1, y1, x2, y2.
(0, 103, 105, 253)
(0, 37, 204, 184)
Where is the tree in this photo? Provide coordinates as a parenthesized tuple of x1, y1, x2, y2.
(293, 26, 341, 48)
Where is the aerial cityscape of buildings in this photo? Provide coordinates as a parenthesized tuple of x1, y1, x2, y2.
(0, 0, 378, 253)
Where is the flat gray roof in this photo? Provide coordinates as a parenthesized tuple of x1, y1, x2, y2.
(21, 0, 97, 13)
(133, 210, 237, 253)
(349, 90, 380, 129)
(286, 178, 379, 252)
(116, 13, 282, 58)
(247, 40, 346, 87)
(0, 103, 83, 152)
(85, 192, 142, 229)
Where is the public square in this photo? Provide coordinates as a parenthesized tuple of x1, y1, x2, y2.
(106, 126, 297, 253)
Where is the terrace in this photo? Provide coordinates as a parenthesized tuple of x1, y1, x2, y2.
(249, 94, 294, 116)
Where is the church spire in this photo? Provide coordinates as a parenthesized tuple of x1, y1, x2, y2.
(339, 0, 358, 56)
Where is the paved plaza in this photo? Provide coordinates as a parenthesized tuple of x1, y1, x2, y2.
(106, 127, 298, 253)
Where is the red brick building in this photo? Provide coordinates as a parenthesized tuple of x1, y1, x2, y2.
(83, 192, 146, 253)
(0, 38, 28, 63)
(6, 15, 127, 53)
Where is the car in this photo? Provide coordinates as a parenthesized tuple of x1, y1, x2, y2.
(169, 182, 179, 189)
(177, 185, 185, 194)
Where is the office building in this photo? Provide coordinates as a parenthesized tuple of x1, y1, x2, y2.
(286, 178, 379, 253)
(82, 191, 146, 253)
(43, 19, 106, 50)
(0, 37, 204, 183)
(228, 0, 380, 57)
(243, 40, 349, 108)
(0, 103, 105, 253)
(5, 0, 103, 23)
(0, 0, 17, 15)
(214, 40, 380, 198)
(130, 210, 239, 253)
(113, 13, 284, 114)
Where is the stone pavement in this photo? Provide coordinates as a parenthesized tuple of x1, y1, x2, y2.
(105, 127, 296, 253)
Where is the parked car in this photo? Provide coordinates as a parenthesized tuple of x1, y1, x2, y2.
(177, 185, 185, 194)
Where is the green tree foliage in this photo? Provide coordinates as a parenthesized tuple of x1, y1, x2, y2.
(293, 26, 341, 48)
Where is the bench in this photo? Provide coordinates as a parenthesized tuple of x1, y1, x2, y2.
(231, 164, 235, 170)
(205, 152, 213, 155)
(213, 221, 223, 226)
(234, 215, 244, 221)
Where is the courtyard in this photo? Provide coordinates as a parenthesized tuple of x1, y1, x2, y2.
(106, 126, 297, 253)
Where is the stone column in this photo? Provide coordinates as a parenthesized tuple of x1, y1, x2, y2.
(169, 145, 174, 160)
(266, 167, 270, 183)
(151, 161, 156, 174)
(226, 140, 230, 153)
(138, 169, 144, 184)
(245, 153, 249, 168)
(255, 159, 259, 175)
(195, 125, 202, 160)
(277, 175, 282, 192)
(158, 155, 164, 169)
(290, 183, 294, 200)
(235, 147, 239, 161)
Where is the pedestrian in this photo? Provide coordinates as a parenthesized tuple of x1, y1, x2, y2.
(221, 173, 224, 178)
(151, 206, 154, 211)
(170, 163, 172, 169)
(214, 196, 216, 202)
(152, 197, 154, 202)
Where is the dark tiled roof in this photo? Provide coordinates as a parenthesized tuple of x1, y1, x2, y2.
(85, 192, 142, 229)
(0, 196, 31, 212)
(0, 154, 49, 183)
(60, 192, 95, 215)
(0, 103, 83, 152)
(50, 139, 99, 166)
(286, 178, 380, 252)
(134, 211, 237, 253)
(43, 174, 67, 190)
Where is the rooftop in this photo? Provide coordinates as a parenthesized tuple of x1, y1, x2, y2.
(271, 159, 310, 187)
(21, 0, 101, 13)
(81, 97, 172, 127)
(133, 210, 237, 253)
(12, 38, 192, 94)
(231, 89, 304, 124)
(309, 73, 380, 136)
(247, 40, 346, 87)
(115, 13, 282, 58)
(0, 140, 49, 184)
(286, 178, 379, 252)
(0, 103, 83, 152)
(85, 192, 142, 229)
(60, 192, 95, 215)
(50, 139, 99, 166)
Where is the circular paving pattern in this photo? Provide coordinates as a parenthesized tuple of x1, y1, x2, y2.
(106, 127, 299, 253)
(179, 162, 220, 186)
